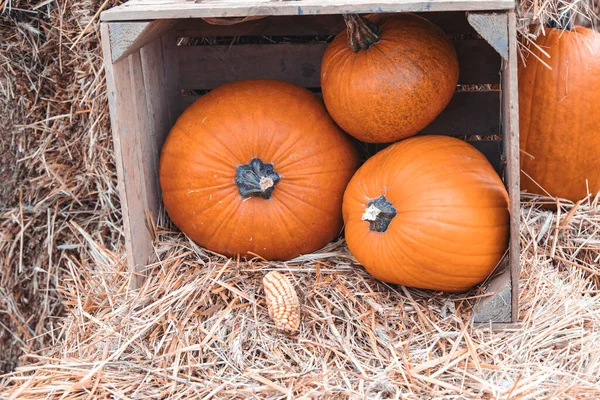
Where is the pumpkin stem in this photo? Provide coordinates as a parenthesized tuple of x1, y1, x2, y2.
(361, 195, 396, 232)
(236, 158, 281, 199)
(343, 14, 381, 53)
(546, 10, 573, 30)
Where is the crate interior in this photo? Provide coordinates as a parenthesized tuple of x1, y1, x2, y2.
(103, 10, 517, 322)
(170, 12, 504, 177)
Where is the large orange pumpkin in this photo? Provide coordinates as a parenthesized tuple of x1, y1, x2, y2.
(320, 13, 459, 143)
(519, 25, 600, 201)
(343, 136, 509, 292)
(160, 79, 358, 261)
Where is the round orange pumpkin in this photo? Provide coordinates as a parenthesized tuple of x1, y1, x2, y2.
(519, 25, 600, 202)
(160, 79, 358, 261)
(343, 136, 509, 292)
(320, 13, 459, 143)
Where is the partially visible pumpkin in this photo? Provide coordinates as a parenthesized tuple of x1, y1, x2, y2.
(320, 13, 459, 143)
(519, 25, 600, 201)
(343, 136, 509, 292)
(160, 79, 358, 261)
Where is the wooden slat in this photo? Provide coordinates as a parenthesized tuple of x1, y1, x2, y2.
(174, 12, 475, 37)
(100, 0, 515, 22)
(177, 40, 499, 90)
(180, 90, 500, 137)
(159, 31, 182, 227)
(140, 31, 182, 231)
(101, 23, 154, 288)
(178, 43, 325, 90)
(503, 10, 520, 323)
(473, 10, 519, 325)
(162, 31, 183, 130)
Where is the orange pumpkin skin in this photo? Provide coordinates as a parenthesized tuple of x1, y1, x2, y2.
(160, 79, 358, 261)
(320, 13, 459, 143)
(519, 26, 600, 201)
(343, 136, 509, 292)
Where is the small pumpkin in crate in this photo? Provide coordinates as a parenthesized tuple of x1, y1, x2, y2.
(321, 13, 459, 143)
(519, 23, 600, 202)
(160, 79, 358, 261)
(343, 136, 509, 292)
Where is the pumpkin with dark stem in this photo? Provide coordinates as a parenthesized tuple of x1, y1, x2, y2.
(320, 13, 459, 143)
(519, 23, 600, 202)
(160, 79, 358, 261)
(342, 136, 510, 292)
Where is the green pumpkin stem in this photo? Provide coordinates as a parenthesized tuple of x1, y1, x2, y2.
(236, 158, 280, 199)
(362, 195, 396, 232)
(343, 14, 381, 53)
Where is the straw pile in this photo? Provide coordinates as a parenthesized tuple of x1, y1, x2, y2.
(1, 195, 599, 398)
(0, 0, 123, 374)
(1, 0, 600, 397)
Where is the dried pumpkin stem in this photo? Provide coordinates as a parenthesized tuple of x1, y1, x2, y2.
(546, 9, 573, 30)
(236, 158, 280, 199)
(343, 14, 381, 53)
(361, 195, 397, 232)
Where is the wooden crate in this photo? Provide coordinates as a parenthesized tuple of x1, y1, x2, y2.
(100, 0, 520, 326)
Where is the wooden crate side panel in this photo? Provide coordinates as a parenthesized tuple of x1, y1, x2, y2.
(102, 23, 154, 288)
(100, 0, 515, 22)
(177, 40, 500, 90)
(174, 12, 476, 37)
(179, 90, 500, 137)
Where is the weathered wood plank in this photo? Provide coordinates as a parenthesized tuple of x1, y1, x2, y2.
(180, 90, 500, 137)
(158, 31, 181, 228)
(140, 34, 182, 234)
(101, 23, 153, 288)
(467, 11, 508, 59)
(504, 10, 520, 323)
(162, 31, 182, 130)
(100, 0, 515, 22)
(472, 10, 519, 325)
(174, 12, 475, 37)
(177, 40, 499, 90)
(179, 43, 325, 89)
(109, 20, 176, 62)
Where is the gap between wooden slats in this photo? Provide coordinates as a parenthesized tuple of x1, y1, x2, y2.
(177, 40, 500, 90)
(174, 12, 476, 37)
(179, 90, 500, 137)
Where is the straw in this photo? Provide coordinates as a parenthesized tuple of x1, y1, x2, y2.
(1, 0, 600, 396)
